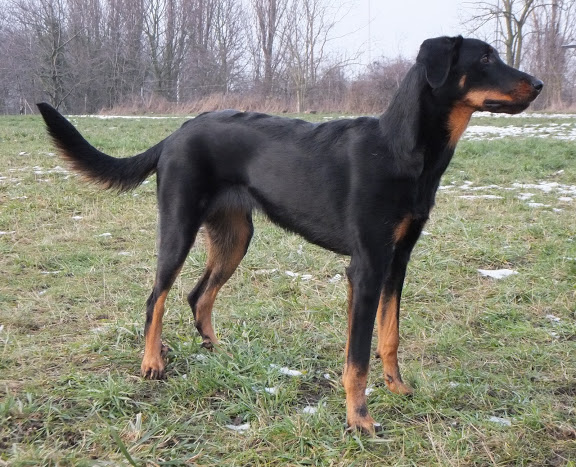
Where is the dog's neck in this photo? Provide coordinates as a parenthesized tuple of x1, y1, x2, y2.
(379, 64, 466, 168)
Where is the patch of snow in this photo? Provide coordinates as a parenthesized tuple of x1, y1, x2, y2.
(459, 195, 503, 200)
(488, 416, 512, 426)
(225, 423, 250, 432)
(285, 271, 313, 280)
(270, 364, 304, 377)
(517, 193, 535, 201)
(478, 269, 518, 279)
(302, 402, 326, 415)
(73, 114, 194, 120)
(328, 274, 342, 283)
(254, 268, 278, 275)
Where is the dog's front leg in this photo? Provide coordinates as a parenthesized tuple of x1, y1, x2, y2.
(343, 252, 389, 435)
(376, 217, 426, 395)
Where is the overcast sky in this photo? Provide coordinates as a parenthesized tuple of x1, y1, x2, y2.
(331, 0, 474, 64)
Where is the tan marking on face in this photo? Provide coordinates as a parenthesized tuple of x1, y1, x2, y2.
(448, 89, 515, 147)
(463, 89, 514, 108)
(511, 80, 536, 100)
(459, 75, 467, 89)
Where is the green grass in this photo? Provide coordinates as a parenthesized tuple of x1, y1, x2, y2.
(1, 113, 575, 465)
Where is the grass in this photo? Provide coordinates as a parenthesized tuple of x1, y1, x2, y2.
(1, 113, 575, 465)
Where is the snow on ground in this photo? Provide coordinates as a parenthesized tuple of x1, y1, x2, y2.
(463, 123, 576, 141)
(461, 111, 576, 141)
(68, 111, 576, 141)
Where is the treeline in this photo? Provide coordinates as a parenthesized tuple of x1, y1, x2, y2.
(1, 0, 575, 115)
(0, 0, 414, 114)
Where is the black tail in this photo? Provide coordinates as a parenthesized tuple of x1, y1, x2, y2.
(37, 103, 163, 192)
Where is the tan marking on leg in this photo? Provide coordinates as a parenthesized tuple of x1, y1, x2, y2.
(342, 362, 377, 435)
(393, 216, 412, 244)
(195, 287, 221, 349)
(141, 290, 169, 379)
(344, 281, 353, 358)
(376, 293, 413, 395)
(194, 211, 252, 350)
(343, 279, 379, 435)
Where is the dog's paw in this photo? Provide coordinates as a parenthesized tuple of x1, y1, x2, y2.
(140, 354, 166, 380)
(385, 374, 414, 396)
(160, 342, 171, 357)
(200, 339, 214, 351)
(384, 375, 414, 396)
(346, 418, 384, 437)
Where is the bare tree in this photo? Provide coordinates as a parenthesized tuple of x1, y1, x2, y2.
(211, 0, 248, 93)
(527, 0, 576, 108)
(143, 0, 191, 101)
(9, 0, 79, 109)
(346, 57, 412, 114)
(178, 0, 217, 99)
(464, 0, 542, 67)
(102, 0, 147, 108)
(250, 0, 288, 96)
(284, 0, 339, 112)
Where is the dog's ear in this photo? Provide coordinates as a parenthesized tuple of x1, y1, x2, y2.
(417, 36, 463, 89)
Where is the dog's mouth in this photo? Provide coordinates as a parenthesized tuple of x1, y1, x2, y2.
(482, 99, 531, 114)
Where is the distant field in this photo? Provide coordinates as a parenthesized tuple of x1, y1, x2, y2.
(0, 112, 575, 465)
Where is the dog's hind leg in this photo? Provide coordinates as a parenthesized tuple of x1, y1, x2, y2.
(188, 208, 254, 350)
(141, 182, 202, 380)
(376, 217, 426, 395)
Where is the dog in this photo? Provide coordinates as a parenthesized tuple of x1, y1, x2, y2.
(38, 36, 542, 435)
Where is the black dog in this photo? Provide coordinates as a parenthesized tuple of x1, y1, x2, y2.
(38, 36, 542, 434)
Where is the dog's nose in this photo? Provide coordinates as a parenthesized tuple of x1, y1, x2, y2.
(532, 79, 544, 93)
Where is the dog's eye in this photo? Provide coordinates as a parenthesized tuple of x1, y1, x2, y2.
(481, 54, 490, 64)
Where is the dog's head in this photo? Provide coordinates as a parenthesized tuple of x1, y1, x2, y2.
(416, 36, 542, 146)
(417, 36, 543, 114)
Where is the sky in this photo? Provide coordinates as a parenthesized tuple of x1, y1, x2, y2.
(331, 0, 474, 65)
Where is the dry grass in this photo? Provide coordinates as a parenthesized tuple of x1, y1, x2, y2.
(0, 113, 575, 465)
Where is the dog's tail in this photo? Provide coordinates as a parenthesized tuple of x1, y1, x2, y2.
(37, 103, 163, 192)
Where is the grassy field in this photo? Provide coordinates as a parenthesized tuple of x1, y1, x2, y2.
(0, 112, 575, 466)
